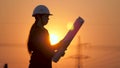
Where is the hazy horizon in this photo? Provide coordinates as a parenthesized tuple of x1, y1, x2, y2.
(0, 43, 120, 68)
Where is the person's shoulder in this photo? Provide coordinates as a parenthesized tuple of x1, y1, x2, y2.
(37, 26, 48, 34)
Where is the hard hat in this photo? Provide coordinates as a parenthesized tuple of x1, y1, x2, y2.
(32, 5, 52, 17)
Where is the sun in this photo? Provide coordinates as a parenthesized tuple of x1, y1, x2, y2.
(50, 34, 59, 45)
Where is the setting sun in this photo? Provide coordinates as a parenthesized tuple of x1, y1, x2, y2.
(50, 34, 59, 45)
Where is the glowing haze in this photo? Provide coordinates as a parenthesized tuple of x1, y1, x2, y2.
(0, 0, 120, 46)
(0, 0, 120, 68)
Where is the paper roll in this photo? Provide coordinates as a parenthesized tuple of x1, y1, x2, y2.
(52, 17, 84, 62)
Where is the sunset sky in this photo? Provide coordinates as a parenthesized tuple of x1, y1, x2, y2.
(0, 0, 120, 46)
(0, 0, 120, 68)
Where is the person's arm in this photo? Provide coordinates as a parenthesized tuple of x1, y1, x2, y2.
(52, 40, 64, 50)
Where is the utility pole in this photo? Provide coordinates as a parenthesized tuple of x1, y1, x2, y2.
(77, 36, 90, 68)
(64, 35, 90, 68)
(77, 36, 82, 68)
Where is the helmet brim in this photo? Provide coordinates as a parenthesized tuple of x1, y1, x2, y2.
(32, 14, 53, 17)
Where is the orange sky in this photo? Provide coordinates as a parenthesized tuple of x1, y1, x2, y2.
(0, 0, 120, 68)
(0, 0, 120, 45)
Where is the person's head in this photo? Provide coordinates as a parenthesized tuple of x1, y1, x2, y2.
(32, 5, 52, 26)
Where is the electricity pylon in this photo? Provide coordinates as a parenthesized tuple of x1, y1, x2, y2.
(76, 36, 90, 68)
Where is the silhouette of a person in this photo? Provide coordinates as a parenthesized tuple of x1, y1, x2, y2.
(28, 5, 64, 68)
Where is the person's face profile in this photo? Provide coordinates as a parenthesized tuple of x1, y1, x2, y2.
(42, 15, 49, 25)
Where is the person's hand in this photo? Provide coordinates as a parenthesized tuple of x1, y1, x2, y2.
(61, 52, 65, 57)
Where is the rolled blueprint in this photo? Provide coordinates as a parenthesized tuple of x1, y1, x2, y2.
(52, 17, 84, 62)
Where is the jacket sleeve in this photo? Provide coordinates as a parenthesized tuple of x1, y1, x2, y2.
(51, 40, 64, 50)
